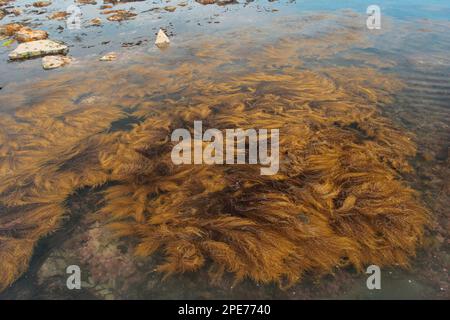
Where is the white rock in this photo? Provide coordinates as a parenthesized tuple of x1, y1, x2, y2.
(155, 29, 170, 48)
(42, 55, 72, 70)
(9, 40, 68, 60)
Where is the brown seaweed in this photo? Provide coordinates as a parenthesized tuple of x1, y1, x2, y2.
(0, 23, 430, 291)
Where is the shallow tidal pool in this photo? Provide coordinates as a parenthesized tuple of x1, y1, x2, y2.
(0, 0, 449, 300)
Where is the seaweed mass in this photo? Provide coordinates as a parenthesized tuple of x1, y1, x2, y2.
(0, 14, 430, 292)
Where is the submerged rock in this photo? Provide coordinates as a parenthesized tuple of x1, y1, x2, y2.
(9, 39, 68, 60)
(155, 29, 170, 48)
(104, 10, 137, 22)
(48, 11, 69, 20)
(14, 27, 48, 42)
(42, 55, 72, 70)
(89, 17, 102, 26)
(76, 0, 97, 4)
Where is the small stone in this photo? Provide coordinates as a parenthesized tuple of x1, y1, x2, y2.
(33, 1, 52, 7)
(164, 6, 177, 12)
(105, 10, 137, 22)
(99, 52, 116, 61)
(9, 39, 68, 60)
(48, 11, 69, 20)
(14, 27, 48, 42)
(42, 55, 72, 69)
(76, 0, 97, 4)
(196, 0, 216, 4)
(155, 28, 170, 48)
(89, 17, 102, 26)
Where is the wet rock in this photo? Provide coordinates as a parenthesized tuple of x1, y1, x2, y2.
(0, 10, 4, 21)
(9, 39, 68, 60)
(89, 17, 102, 26)
(76, 0, 97, 4)
(100, 5, 113, 10)
(33, 1, 52, 7)
(48, 11, 69, 20)
(14, 27, 48, 42)
(99, 52, 116, 61)
(75, 223, 139, 297)
(104, 10, 137, 22)
(196, 0, 216, 4)
(0, 23, 22, 36)
(37, 251, 68, 284)
(155, 28, 170, 48)
(42, 55, 72, 70)
(164, 6, 177, 12)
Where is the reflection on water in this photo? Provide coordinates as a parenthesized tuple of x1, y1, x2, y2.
(0, 3, 449, 300)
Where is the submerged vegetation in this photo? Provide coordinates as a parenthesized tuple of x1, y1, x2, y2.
(0, 13, 434, 293)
